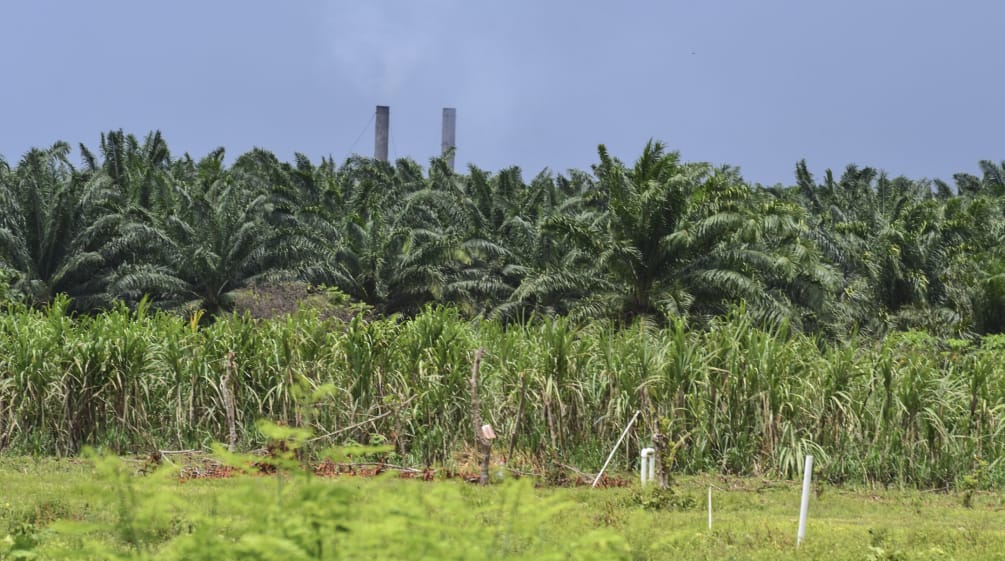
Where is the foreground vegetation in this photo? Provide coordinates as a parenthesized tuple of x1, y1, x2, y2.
(3, 455, 1005, 561)
(2, 302, 1004, 489)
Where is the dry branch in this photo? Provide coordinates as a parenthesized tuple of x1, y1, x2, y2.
(307, 395, 417, 443)
(222, 351, 239, 452)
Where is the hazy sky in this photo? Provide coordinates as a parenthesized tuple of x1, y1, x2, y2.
(2, 1, 1003, 186)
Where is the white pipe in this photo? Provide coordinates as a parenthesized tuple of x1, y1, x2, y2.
(640, 449, 647, 485)
(708, 486, 712, 530)
(640, 449, 647, 484)
(639, 450, 647, 486)
(797, 455, 814, 546)
(647, 449, 655, 482)
(592, 410, 641, 488)
(639, 448, 655, 485)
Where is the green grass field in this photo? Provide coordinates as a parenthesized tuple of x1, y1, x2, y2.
(2, 456, 1005, 560)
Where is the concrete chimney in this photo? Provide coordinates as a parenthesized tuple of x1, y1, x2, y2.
(441, 107, 456, 170)
(375, 105, 389, 162)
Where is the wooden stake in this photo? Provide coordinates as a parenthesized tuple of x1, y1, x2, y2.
(0, 396, 6, 451)
(507, 372, 528, 462)
(222, 351, 239, 452)
(469, 348, 492, 485)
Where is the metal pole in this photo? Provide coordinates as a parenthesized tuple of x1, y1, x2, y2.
(375, 105, 389, 162)
(797, 455, 814, 546)
(592, 410, 640, 488)
(441, 107, 456, 170)
(708, 486, 713, 530)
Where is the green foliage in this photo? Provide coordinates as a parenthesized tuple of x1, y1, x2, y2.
(110, 148, 302, 315)
(1, 303, 1005, 488)
(9, 461, 1005, 560)
(15, 430, 630, 561)
(0, 142, 124, 311)
(631, 486, 696, 511)
(960, 457, 989, 509)
(8, 129, 1005, 336)
(10, 129, 1005, 495)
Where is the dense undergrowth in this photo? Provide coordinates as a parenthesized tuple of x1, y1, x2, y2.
(1, 445, 630, 561)
(4, 452, 1005, 561)
(1, 298, 1003, 489)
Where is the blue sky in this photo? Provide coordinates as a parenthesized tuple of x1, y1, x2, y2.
(1, 1, 1002, 186)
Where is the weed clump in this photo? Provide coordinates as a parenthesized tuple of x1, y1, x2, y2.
(631, 486, 697, 511)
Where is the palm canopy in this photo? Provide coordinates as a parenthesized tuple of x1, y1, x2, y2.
(794, 161, 963, 334)
(81, 130, 175, 215)
(0, 142, 122, 311)
(110, 149, 300, 315)
(543, 140, 831, 326)
(272, 154, 450, 315)
(9, 128, 1005, 339)
(488, 169, 599, 320)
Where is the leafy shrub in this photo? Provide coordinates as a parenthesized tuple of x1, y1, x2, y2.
(37, 429, 630, 560)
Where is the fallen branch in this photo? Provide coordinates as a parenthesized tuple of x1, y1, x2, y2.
(307, 395, 417, 443)
(555, 462, 594, 479)
(338, 462, 423, 473)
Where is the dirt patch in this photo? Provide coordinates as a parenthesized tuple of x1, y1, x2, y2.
(169, 455, 627, 487)
(230, 282, 372, 322)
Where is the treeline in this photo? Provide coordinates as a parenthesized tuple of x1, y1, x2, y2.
(2, 130, 1005, 337)
(1, 302, 1003, 488)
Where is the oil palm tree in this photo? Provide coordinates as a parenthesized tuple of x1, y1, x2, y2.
(546, 140, 829, 325)
(80, 129, 175, 214)
(289, 155, 457, 315)
(494, 170, 605, 320)
(110, 149, 299, 315)
(0, 142, 122, 310)
(795, 161, 956, 334)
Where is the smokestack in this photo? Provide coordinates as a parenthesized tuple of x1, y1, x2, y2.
(375, 105, 389, 162)
(441, 107, 456, 170)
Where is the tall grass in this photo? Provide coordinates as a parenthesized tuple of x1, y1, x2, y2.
(1, 297, 1003, 487)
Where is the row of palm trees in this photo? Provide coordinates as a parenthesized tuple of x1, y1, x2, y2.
(1, 130, 1004, 337)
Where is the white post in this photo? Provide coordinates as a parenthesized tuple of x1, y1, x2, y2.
(647, 450, 655, 483)
(797, 455, 814, 546)
(639, 450, 647, 486)
(639, 448, 655, 485)
(708, 486, 713, 530)
(640, 449, 647, 485)
(592, 411, 640, 488)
